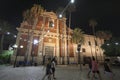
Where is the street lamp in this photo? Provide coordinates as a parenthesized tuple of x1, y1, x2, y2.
(59, 14, 63, 18)
(115, 42, 119, 56)
(6, 32, 10, 35)
(13, 44, 24, 68)
(71, 0, 75, 3)
(14, 35, 17, 38)
(59, 0, 75, 18)
(13, 44, 18, 68)
(115, 42, 119, 45)
(77, 43, 82, 71)
(20, 45, 23, 48)
(33, 39, 39, 45)
(58, 0, 75, 65)
(31, 39, 39, 65)
(106, 43, 110, 46)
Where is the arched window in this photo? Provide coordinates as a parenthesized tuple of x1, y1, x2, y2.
(49, 18, 54, 28)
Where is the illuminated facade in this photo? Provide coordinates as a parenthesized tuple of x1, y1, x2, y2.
(11, 12, 104, 64)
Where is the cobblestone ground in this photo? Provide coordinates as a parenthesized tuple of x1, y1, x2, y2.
(0, 65, 120, 80)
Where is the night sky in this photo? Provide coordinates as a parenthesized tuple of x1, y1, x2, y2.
(0, 0, 120, 37)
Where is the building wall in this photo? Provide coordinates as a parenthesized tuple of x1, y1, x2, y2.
(11, 12, 104, 65)
(80, 35, 104, 63)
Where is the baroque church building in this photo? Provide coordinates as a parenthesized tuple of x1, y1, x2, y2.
(11, 11, 104, 65)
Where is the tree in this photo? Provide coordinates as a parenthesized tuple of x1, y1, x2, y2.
(96, 31, 106, 61)
(66, 4, 76, 64)
(89, 19, 98, 60)
(101, 38, 120, 57)
(72, 27, 84, 70)
(23, 4, 45, 25)
(103, 31, 112, 41)
(96, 30, 112, 44)
(22, 4, 45, 66)
(96, 30, 112, 61)
(89, 19, 97, 36)
(72, 28, 84, 44)
(0, 20, 15, 53)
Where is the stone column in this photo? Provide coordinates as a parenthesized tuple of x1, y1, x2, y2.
(37, 16, 46, 64)
(56, 19, 60, 64)
(63, 21, 67, 64)
(26, 30, 33, 63)
(38, 16, 46, 56)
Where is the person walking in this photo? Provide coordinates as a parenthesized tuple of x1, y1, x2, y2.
(42, 58, 52, 80)
(87, 58, 92, 78)
(104, 59, 114, 80)
(42, 55, 46, 65)
(91, 56, 102, 80)
(51, 57, 57, 79)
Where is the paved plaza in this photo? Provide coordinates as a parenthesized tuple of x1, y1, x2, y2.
(0, 65, 120, 80)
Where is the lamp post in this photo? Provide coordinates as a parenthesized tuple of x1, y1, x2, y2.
(59, 0, 75, 65)
(115, 42, 119, 56)
(13, 44, 18, 68)
(59, 0, 75, 18)
(13, 44, 23, 68)
(76, 43, 83, 80)
(77, 43, 82, 71)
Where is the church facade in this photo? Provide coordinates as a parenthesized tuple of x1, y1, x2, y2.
(11, 11, 104, 65)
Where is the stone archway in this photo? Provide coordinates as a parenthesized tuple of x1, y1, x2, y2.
(44, 46, 54, 58)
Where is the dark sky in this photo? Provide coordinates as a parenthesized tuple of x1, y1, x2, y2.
(0, 0, 120, 37)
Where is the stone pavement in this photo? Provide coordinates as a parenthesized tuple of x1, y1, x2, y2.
(0, 65, 120, 80)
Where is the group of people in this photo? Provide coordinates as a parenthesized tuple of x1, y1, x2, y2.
(42, 56, 114, 80)
(87, 56, 114, 80)
(42, 57, 57, 80)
